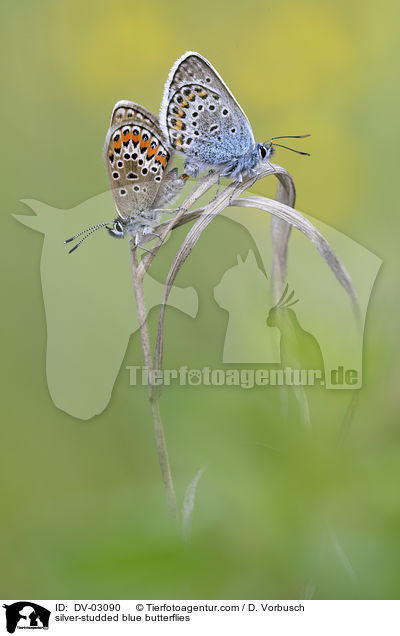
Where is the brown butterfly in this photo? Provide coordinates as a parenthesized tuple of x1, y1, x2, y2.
(65, 101, 188, 253)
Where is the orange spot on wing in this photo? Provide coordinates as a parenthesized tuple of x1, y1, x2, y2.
(122, 129, 132, 143)
(175, 120, 183, 130)
(113, 138, 122, 150)
(180, 99, 188, 108)
(147, 143, 159, 158)
(155, 153, 168, 168)
(140, 135, 150, 150)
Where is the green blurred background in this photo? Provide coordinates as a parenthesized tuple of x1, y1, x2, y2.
(1, 0, 399, 599)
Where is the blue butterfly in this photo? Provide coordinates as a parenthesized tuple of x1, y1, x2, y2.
(160, 51, 309, 180)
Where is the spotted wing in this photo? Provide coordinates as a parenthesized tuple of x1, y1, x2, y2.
(160, 51, 255, 168)
(109, 100, 161, 130)
(104, 102, 171, 220)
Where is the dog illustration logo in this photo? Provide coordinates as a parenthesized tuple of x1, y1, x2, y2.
(3, 602, 50, 633)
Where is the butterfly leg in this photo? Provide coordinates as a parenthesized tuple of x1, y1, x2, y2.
(201, 169, 222, 202)
(248, 173, 258, 190)
(134, 234, 155, 254)
(152, 207, 180, 214)
(134, 229, 159, 254)
(214, 174, 222, 197)
(137, 244, 155, 255)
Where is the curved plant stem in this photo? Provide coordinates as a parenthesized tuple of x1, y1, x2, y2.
(232, 195, 359, 318)
(152, 163, 359, 378)
(129, 241, 178, 524)
(270, 173, 296, 302)
(137, 170, 221, 279)
(127, 159, 359, 525)
(127, 173, 222, 525)
(152, 165, 288, 373)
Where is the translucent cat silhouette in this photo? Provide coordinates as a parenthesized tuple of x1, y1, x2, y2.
(214, 251, 280, 363)
(14, 192, 198, 419)
(215, 207, 382, 388)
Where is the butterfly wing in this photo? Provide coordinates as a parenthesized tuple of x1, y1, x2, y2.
(110, 100, 163, 130)
(104, 101, 171, 220)
(160, 51, 255, 171)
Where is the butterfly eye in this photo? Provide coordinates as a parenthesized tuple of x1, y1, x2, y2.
(259, 145, 267, 160)
(107, 219, 126, 239)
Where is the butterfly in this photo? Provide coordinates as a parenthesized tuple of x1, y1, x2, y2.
(160, 51, 309, 181)
(65, 101, 188, 253)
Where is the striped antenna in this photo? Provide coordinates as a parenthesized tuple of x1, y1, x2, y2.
(269, 134, 311, 141)
(64, 222, 113, 254)
(267, 133, 311, 157)
(272, 143, 310, 157)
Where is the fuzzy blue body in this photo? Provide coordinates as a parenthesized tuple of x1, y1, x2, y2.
(186, 142, 274, 179)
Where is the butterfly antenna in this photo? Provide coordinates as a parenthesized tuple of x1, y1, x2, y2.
(65, 223, 112, 254)
(272, 143, 310, 156)
(64, 222, 112, 245)
(269, 134, 311, 141)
